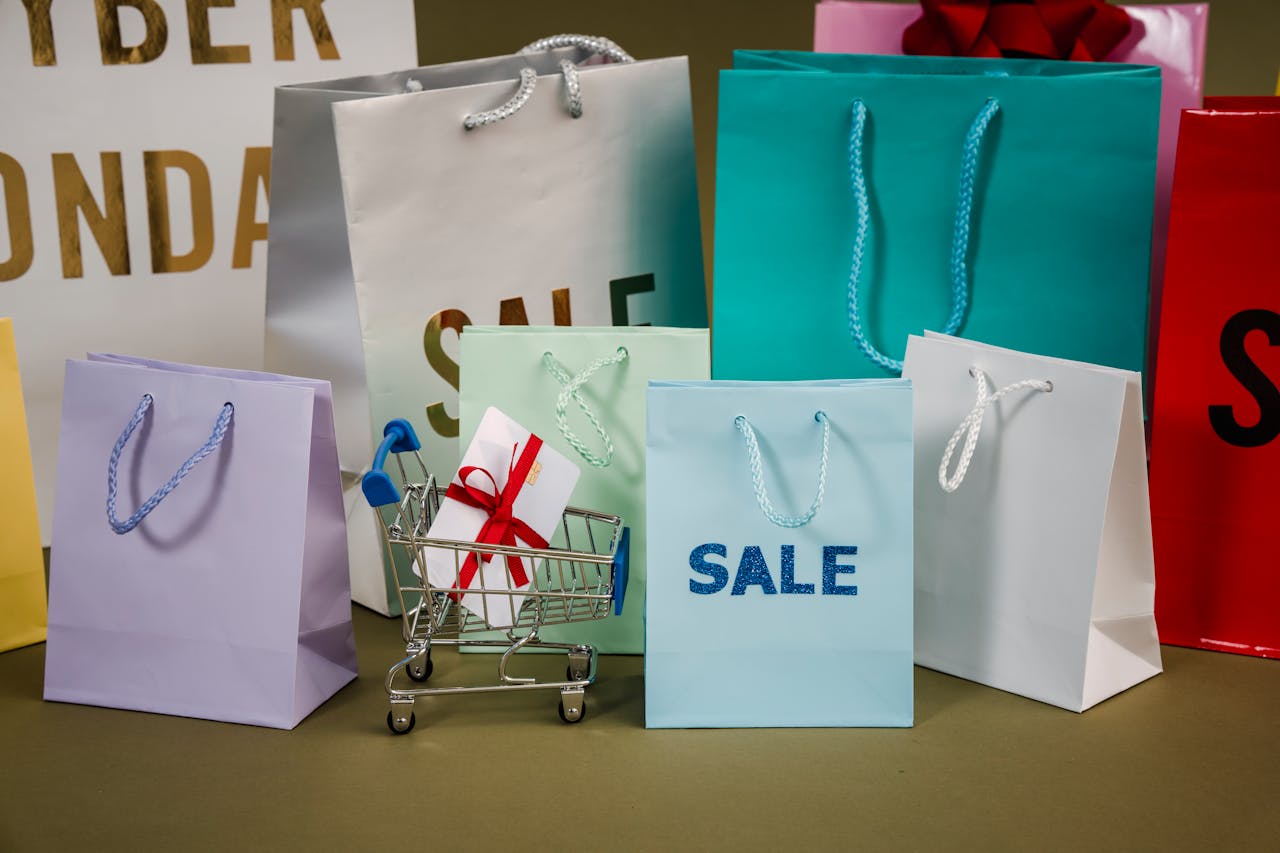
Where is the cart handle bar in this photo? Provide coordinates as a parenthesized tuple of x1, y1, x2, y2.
(362, 418, 421, 508)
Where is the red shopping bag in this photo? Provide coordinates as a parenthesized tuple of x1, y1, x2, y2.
(1149, 98, 1280, 659)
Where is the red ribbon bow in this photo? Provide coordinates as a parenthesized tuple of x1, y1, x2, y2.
(903, 0, 1132, 62)
(444, 436, 549, 597)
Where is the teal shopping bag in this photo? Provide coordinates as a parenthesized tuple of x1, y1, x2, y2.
(713, 51, 1160, 380)
(645, 379, 913, 728)
(458, 326, 710, 653)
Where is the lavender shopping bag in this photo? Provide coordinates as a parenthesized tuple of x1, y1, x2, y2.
(814, 0, 1208, 370)
(43, 355, 357, 729)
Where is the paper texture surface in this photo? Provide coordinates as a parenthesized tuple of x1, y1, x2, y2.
(44, 355, 356, 728)
(645, 379, 914, 727)
(0, 319, 46, 652)
(905, 332, 1159, 712)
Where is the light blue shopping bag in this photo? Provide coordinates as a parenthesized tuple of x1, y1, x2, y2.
(645, 379, 913, 728)
(713, 51, 1160, 381)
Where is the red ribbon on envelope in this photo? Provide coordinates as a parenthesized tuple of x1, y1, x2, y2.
(903, 0, 1132, 62)
(444, 436, 549, 598)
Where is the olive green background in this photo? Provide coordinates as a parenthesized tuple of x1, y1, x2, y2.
(4, 2, 1280, 850)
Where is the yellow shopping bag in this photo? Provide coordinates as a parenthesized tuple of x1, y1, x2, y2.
(1, 318, 45, 652)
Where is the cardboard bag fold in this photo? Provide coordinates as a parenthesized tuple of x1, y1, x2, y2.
(267, 37, 707, 615)
(44, 355, 357, 729)
(904, 333, 1160, 713)
(423, 408, 580, 629)
(0, 319, 46, 653)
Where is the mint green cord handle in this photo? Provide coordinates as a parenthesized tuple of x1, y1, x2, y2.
(542, 347, 629, 468)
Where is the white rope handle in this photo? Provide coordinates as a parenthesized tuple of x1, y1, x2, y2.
(463, 34, 634, 129)
(939, 367, 1053, 493)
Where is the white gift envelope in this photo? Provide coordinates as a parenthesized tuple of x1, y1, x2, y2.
(422, 407, 580, 627)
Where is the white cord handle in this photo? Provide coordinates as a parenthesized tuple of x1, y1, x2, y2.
(939, 367, 1053, 493)
(463, 34, 634, 130)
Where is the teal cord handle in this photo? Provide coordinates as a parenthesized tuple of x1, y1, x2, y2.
(734, 411, 830, 528)
(542, 347, 629, 468)
(846, 97, 1000, 374)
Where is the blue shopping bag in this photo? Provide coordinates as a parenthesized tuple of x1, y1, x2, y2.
(645, 379, 913, 728)
(713, 51, 1160, 381)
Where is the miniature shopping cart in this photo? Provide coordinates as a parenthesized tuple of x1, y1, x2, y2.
(362, 418, 629, 735)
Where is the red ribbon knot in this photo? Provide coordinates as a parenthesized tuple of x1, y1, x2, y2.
(903, 0, 1132, 63)
(444, 435, 549, 598)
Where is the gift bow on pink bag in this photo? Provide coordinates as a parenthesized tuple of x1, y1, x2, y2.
(903, 0, 1131, 62)
(444, 437, 549, 594)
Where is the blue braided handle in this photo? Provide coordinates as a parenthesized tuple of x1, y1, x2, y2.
(107, 394, 234, 535)
(846, 97, 1000, 374)
(361, 418, 421, 508)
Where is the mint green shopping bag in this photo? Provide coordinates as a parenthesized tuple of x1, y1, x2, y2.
(459, 327, 710, 653)
(713, 51, 1160, 380)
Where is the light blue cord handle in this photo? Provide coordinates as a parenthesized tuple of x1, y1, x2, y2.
(846, 97, 1000, 374)
(542, 347, 629, 469)
(106, 394, 234, 535)
(734, 412, 829, 528)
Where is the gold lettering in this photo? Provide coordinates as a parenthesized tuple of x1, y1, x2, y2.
(232, 147, 271, 269)
(271, 0, 339, 61)
(552, 287, 572, 325)
(0, 155, 35, 282)
(21, 0, 56, 66)
(187, 0, 250, 64)
(498, 297, 529, 325)
(143, 150, 214, 274)
(96, 0, 168, 65)
(52, 152, 131, 278)
(423, 308, 470, 439)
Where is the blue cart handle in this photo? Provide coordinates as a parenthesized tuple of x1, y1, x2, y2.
(361, 418, 421, 508)
(612, 527, 631, 617)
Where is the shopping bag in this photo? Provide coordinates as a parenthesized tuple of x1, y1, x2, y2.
(645, 379, 914, 727)
(904, 332, 1160, 711)
(813, 1, 1208, 365)
(267, 36, 707, 614)
(457, 327, 710, 653)
(422, 407, 580, 629)
(0, 1, 416, 545)
(0, 318, 45, 653)
(44, 355, 357, 728)
(713, 50, 1160, 383)
(1149, 98, 1280, 659)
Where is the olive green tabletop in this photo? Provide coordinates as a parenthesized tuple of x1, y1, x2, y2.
(2, 605, 1278, 851)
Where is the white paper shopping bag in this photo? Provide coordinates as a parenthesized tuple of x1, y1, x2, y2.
(424, 408, 580, 628)
(267, 35, 706, 614)
(903, 332, 1160, 712)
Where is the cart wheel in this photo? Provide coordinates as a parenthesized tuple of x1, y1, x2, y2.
(558, 698, 587, 724)
(407, 654, 433, 682)
(387, 709, 416, 735)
